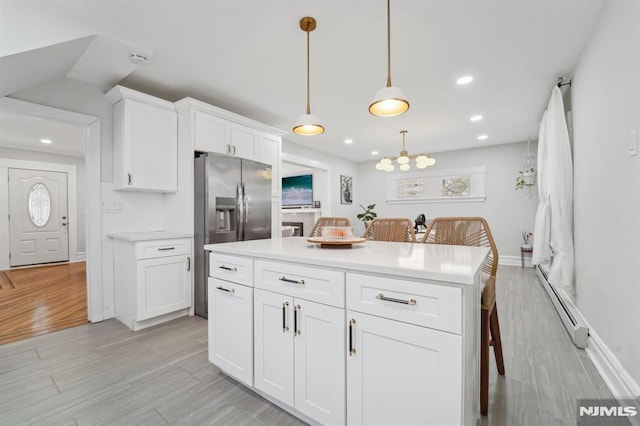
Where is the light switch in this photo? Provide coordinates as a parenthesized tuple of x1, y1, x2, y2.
(102, 200, 123, 213)
(628, 130, 638, 157)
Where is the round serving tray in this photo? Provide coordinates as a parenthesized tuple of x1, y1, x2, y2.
(306, 237, 366, 249)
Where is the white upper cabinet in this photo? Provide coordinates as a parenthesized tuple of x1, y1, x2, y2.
(107, 86, 178, 192)
(230, 124, 258, 160)
(194, 110, 230, 154)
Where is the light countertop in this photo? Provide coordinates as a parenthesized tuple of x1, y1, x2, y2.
(108, 231, 192, 242)
(205, 237, 488, 285)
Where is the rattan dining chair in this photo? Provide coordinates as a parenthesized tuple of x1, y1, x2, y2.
(308, 217, 351, 237)
(422, 217, 505, 416)
(361, 218, 416, 242)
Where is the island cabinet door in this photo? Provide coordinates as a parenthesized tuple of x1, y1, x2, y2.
(208, 278, 253, 387)
(254, 289, 295, 406)
(294, 300, 346, 425)
(346, 311, 463, 426)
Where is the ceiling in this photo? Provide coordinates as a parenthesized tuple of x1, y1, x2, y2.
(2, 0, 606, 162)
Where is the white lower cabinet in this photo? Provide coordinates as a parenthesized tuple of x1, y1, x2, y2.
(136, 255, 191, 321)
(208, 278, 253, 386)
(112, 236, 192, 331)
(346, 310, 462, 426)
(254, 288, 345, 425)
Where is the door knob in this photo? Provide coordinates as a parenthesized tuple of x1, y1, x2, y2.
(62, 216, 67, 219)
(62, 223, 67, 226)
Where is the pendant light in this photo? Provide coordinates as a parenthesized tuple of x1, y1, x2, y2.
(369, 0, 409, 117)
(293, 17, 324, 136)
(375, 130, 435, 172)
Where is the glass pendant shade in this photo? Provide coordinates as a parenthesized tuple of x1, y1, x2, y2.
(427, 157, 436, 166)
(369, 86, 410, 117)
(293, 113, 324, 136)
(380, 157, 392, 165)
(397, 151, 410, 164)
(399, 164, 410, 171)
(384, 164, 394, 172)
(375, 162, 385, 170)
(416, 162, 427, 169)
(416, 154, 428, 163)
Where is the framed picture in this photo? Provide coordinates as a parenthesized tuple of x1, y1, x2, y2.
(340, 175, 353, 204)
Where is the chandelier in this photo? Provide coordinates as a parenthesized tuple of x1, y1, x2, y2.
(375, 130, 436, 172)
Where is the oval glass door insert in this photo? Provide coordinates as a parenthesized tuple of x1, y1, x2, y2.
(28, 183, 51, 227)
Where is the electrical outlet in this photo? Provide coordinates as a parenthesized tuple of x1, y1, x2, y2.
(628, 130, 638, 157)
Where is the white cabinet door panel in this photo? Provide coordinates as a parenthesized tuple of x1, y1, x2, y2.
(231, 124, 258, 160)
(194, 110, 230, 154)
(347, 311, 462, 426)
(208, 278, 253, 386)
(136, 255, 190, 321)
(294, 300, 345, 425)
(254, 289, 294, 406)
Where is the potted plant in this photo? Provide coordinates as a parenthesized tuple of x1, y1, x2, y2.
(357, 204, 377, 227)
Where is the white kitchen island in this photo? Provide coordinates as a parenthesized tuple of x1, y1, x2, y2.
(205, 237, 488, 426)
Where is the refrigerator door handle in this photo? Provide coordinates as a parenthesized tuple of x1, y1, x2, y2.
(236, 181, 245, 241)
(242, 183, 248, 241)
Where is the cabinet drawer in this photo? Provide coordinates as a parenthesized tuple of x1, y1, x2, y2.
(255, 260, 344, 308)
(346, 273, 462, 334)
(135, 239, 190, 260)
(210, 253, 254, 286)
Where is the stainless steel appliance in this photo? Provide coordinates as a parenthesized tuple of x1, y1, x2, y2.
(194, 152, 272, 318)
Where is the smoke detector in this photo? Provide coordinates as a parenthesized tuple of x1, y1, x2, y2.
(129, 53, 148, 66)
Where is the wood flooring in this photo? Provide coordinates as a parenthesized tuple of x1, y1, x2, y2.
(0, 265, 614, 425)
(0, 262, 88, 345)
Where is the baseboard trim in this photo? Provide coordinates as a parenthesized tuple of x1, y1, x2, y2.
(586, 327, 640, 400)
(76, 252, 86, 260)
(499, 255, 533, 268)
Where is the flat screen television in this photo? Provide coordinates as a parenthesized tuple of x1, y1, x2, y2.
(282, 174, 313, 207)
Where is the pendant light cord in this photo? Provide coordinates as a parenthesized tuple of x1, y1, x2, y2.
(306, 30, 311, 115)
(386, 0, 392, 88)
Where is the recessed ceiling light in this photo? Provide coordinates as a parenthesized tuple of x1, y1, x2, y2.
(40, 139, 52, 144)
(345, 139, 353, 144)
(371, 150, 379, 155)
(470, 115, 483, 122)
(477, 134, 488, 140)
(456, 75, 474, 85)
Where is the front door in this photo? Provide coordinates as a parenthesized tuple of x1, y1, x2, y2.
(8, 168, 69, 266)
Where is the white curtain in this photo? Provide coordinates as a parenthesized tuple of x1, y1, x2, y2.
(532, 86, 575, 291)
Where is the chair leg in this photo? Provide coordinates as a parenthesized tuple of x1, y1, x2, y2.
(480, 308, 489, 416)
(490, 304, 505, 375)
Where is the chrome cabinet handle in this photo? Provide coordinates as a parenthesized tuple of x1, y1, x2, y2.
(216, 285, 235, 294)
(279, 276, 305, 285)
(294, 304, 301, 335)
(127, 173, 132, 185)
(232, 145, 237, 155)
(376, 293, 417, 305)
(349, 319, 356, 356)
(282, 301, 289, 332)
(186, 256, 191, 271)
(219, 265, 237, 272)
(158, 247, 175, 251)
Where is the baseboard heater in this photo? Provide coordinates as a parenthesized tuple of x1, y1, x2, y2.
(535, 264, 589, 349)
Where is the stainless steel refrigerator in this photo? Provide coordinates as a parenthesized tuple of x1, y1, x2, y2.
(194, 152, 272, 318)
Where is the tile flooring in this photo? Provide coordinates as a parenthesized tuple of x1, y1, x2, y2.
(0, 266, 614, 425)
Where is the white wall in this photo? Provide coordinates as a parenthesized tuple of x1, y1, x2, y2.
(357, 142, 540, 260)
(282, 141, 360, 222)
(0, 147, 86, 254)
(572, 0, 640, 388)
